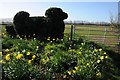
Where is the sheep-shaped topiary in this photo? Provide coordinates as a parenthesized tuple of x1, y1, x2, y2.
(12, 7, 68, 40)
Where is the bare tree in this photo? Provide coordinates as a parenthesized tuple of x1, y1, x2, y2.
(110, 13, 119, 28)
(109, 12, 120, 46)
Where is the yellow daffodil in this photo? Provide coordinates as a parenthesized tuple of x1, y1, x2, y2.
(104, 52, 106, 55)
(99, 48, 102, 52)
(86, 63, 90, 67)
(94, 53, 96, 56)
(47, 37, 50, 41)
(5, 49, 9, 52)
(97, 60, 101, 63)
(0, 60, 3, 63)
(105, 56, 108, 59)
(100, 56, 104, 60)
(32, 55, 36, 59)
(42, 58, 49, 63)
(0, 52, 2, 55)
(91, 61, 93, 64)
(53, 38, 55, 41)
(16, 54, 23, 59)
(77, 51, 82, 55)
(72, 70, 76, 73)
(47, 38, 50, 41)
(28, 60, 32, 64)
(67, 71, 72, 75)
(96, 72, 101, 78)
(0, 60, 5, 64)
(42, 59, 46, 63)
(75, 66, 79, 70)
(27, 51, 31, 55)
(5, 54, 10, 61)
(94, 49, 98, 52)
(46, 58, 49, 62)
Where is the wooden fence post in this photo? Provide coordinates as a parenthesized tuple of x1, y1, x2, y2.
(88, 25, 90, 39)
(73, 25, 76, 40)
(103, 27, 107, 44)
(70, 24, 74, 41)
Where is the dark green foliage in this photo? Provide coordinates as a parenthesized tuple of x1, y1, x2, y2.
(5, 25, 17, 37)
(13, 11, 30, 24)
(12, 7, 68, 40)
(45, 7, 68, 20)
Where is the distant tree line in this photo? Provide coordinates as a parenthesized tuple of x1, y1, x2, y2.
(64, 21, 110, 26)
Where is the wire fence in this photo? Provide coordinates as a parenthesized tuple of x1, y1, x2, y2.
(64, 24, 120, 52)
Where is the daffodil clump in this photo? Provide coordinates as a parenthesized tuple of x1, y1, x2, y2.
(3, 50, 37, 63)
(2, 49, 41, 80)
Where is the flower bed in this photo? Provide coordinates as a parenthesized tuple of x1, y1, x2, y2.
(1, 33, 120, 80)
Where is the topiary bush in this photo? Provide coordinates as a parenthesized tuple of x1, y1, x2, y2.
(5, 7, 68, 40)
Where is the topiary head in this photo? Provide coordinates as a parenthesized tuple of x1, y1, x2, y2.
(45, 7, 68, 21)
(13, 11, 30, 24)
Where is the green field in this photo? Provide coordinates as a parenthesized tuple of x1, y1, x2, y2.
(64, 25, 118, 35)
(64, 25, 119, 47)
